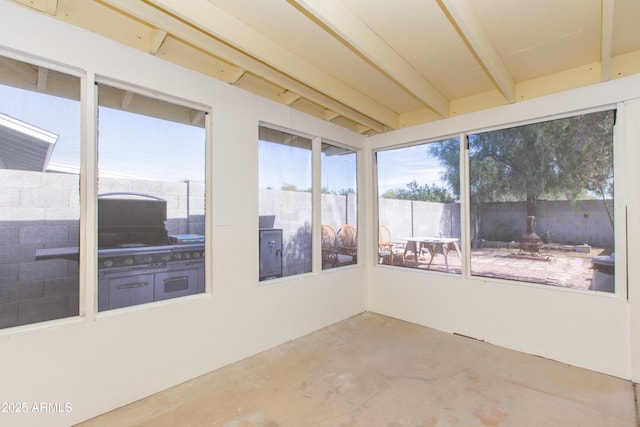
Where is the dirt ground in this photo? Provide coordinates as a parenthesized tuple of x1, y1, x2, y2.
(404, 247, 610, 291)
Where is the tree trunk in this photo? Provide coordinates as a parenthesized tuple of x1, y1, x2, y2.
(597, 186, 615, 230)
(526, 195, 536, 217)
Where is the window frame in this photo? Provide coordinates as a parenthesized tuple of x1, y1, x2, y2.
(320, 138, 360, 271)
(0, 50, 86, 331)
(374, 104, 627, 298)
(257, 122, 362, 283)
(94, 76, 212, 312)
(373, 134, 464, 272)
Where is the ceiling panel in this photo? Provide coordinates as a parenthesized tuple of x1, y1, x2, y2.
(612, 0, 640, 56)
(342, 0, 493, 100)
(6, 0, 640, 134)
(473, 0, 602, 81)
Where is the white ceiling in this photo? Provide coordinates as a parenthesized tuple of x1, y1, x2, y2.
(8, 0, 640, 135)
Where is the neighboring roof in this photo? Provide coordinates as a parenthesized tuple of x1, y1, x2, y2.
(7, 0, 640, 135)
(0, 113, 58, 172)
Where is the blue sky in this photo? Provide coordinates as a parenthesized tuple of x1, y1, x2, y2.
(258, 141, 358, 193)
(376, 142, 451, 194)
(1, 85, 205, 182)
(3, 83, 450, 192)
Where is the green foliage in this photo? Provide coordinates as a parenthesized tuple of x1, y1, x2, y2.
(429, 111, 615, 219)
(321, 187, 355, 195)
(382, 179, 455, 202)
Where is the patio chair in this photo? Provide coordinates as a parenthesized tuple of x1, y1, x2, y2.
(322, 224, 354, 268)
(378, 224, 405, 265)
(338, 224, 357, 262)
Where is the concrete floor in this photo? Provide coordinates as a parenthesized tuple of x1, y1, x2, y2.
(77, 312, 636, 427)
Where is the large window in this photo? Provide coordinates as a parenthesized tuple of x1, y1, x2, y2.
(376, 137, 462, 274)
(0, 55, 81, 328)
(321, 142, 357, 269)
(375, 110, 617, 294)
(97, 83, 206, 311)
(468, 110, 616, 292)
(258, 127, 312, 280)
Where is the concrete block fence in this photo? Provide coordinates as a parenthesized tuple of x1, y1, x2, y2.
(0, 170, 205, 329)
(1, 169, 612, 329)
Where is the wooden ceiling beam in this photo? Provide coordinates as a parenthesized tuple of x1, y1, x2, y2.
(101, 0, 388, 132)
(144, 0, 397, 130)
(438, 0, 516, 103)
(600, 0, 615, 82)
(290, 0, 449, 118)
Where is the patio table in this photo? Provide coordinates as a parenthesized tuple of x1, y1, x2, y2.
(401, 237, 462, 272)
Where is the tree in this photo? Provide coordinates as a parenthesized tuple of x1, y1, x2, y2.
(381, 179, 455, 202)
(428, 110, 615, 238)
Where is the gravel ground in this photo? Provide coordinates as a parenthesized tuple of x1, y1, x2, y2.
(405, 247, 607, 290)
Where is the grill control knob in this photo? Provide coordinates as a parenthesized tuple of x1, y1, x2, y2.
(162, 255, 171, 262)
(124, 257, 134, 266)
(142, 256, 153, 264)
(174, 253, 182, 260)
(103, 259, 114, 268)
(184, 252, 191, 259)
(193, 252, 200, 258)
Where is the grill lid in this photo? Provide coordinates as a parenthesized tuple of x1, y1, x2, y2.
(98, 193, 169, 248)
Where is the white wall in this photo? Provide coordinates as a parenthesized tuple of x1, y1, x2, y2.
(3, 2, 640, 426)
(367, 71, 640, 381)
(0, 3, 366, 426)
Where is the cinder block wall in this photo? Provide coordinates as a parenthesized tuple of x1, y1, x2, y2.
(0, 171, 205, 330)
(378, 198, 613, 248)
(259, 189, 357, 277)
(0, 170, 80, 328)
(378, 199, 462, 241)
(480, 200, 614, 247)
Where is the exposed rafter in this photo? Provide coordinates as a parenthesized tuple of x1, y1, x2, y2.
(145, 0, 398, 130)
(290, 0, 449, 118)
(323, 109, 340, 121)
(149, 29, 167, 55)
(101, 0, 387, 132)
(279, 90, 302, 105)
(601, 0, 615, 82)
(229, 69, 246, 84)
(438, 0, 516, 103)
(45, 0, 58, 15)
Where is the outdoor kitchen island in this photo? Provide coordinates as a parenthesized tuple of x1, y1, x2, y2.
(35, 194, 205, 311)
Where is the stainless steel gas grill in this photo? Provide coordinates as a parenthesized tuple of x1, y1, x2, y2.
(96, 193, 204, 311)
(35, 192, 205, 311)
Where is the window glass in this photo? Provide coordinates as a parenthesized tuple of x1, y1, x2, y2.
(376, 137, 462, 273)
(468, 110, 615, 292)
(258, 127, 312, 280)
(97, 83, 206, 311)
(321, 142, 357, 269)
(0, 55, 81, 328)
